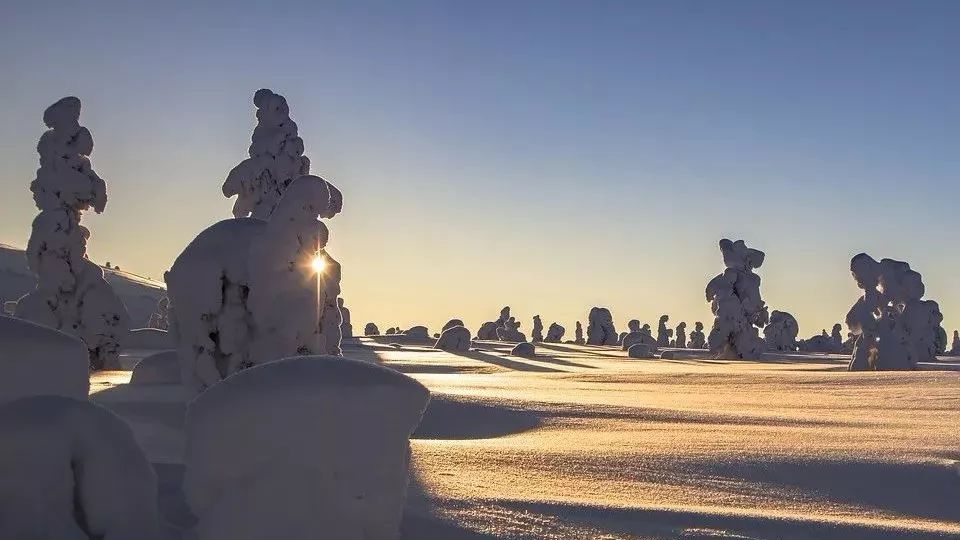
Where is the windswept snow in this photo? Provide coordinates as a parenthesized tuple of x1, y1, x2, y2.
(89, 340, 960, 539)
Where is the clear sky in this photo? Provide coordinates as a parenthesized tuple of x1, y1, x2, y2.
(2, 0, 958, 337)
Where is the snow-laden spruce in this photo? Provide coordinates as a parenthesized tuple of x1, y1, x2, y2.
(586, 307, 617, 345)
(656, 315, 673, 347)
(15, 97, 130, 370)
(845, 254, 946, 370)
(705, 239, 768, 359)
(477, 306, 511, 340)
(544, 322, 565, 342)
(764, 310, 799, 352)
(574, 321, 585, 344)
(531, 315, 544, 342)
(622, 321, 657, 352)
(0, 396, 163, 540)
(339, 298, 353, 340)
(0, 316, 89, 402)
(688, 321, 706, 349)
(183, 356, 429, 540)
(167, 175, 341, 391)
(674, 321, 687, 348)
(496, 316, 526, 342)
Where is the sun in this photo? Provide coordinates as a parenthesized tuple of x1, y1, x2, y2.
(310, 254, 327, 273)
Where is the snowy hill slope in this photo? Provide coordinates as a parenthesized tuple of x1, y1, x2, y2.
(0, 243, 165, 327)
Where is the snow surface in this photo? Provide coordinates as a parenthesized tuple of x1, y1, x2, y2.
(91, 340, 960, 539)
(127, 328, 174, 350)
(0, 315, 89, 402)
(182, 356, 430, 540)
(434, 325, 471, 352)
(130, 350, 181, 385)
(0, 396, 163, 540)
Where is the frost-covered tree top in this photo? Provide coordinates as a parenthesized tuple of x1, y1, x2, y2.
(32, 97, 107, 215)
(222, 89, 312, 219)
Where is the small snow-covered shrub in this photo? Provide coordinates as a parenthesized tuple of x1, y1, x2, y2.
(183, 356, 430, 540)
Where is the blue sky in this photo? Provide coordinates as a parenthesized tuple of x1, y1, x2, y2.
(1, 0, 958, 335)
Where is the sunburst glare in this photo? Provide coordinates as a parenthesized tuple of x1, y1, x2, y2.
(310, 254, 326, 274)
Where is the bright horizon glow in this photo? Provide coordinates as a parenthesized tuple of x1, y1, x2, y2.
(1, 1, 959, 337)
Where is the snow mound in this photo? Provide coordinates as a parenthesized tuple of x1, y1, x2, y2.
(130, 351, 181, 385)
(434, 325, 471, 352)
(442, 319, 465, 333)
(628, 343, 656, 358)
(0, 316, 89, 403)
(404, 326, 430, 339)
(126, 328, 173, 350)
(183, 356, 430, 540)
(511, 342, 536, 358)
(0, 396, 162, 540)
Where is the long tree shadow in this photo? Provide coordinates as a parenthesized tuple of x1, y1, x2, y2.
(534, 342, 623, 358)
(412, 394, 542, 440)
(454, 349, 564, 373)
(520, 352, 597, 370)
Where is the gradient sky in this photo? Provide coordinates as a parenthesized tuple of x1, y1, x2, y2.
(2, 1, 959, 337)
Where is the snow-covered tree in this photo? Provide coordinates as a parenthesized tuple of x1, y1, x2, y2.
(846, 254, 945, 370)
(15, 97, 129, 370)
(705, 239, 768, 359)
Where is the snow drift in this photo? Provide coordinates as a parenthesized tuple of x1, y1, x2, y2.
(0, 315, 89, 402)
(0, 396, 162, 540)
(183, 356, 430, 540)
